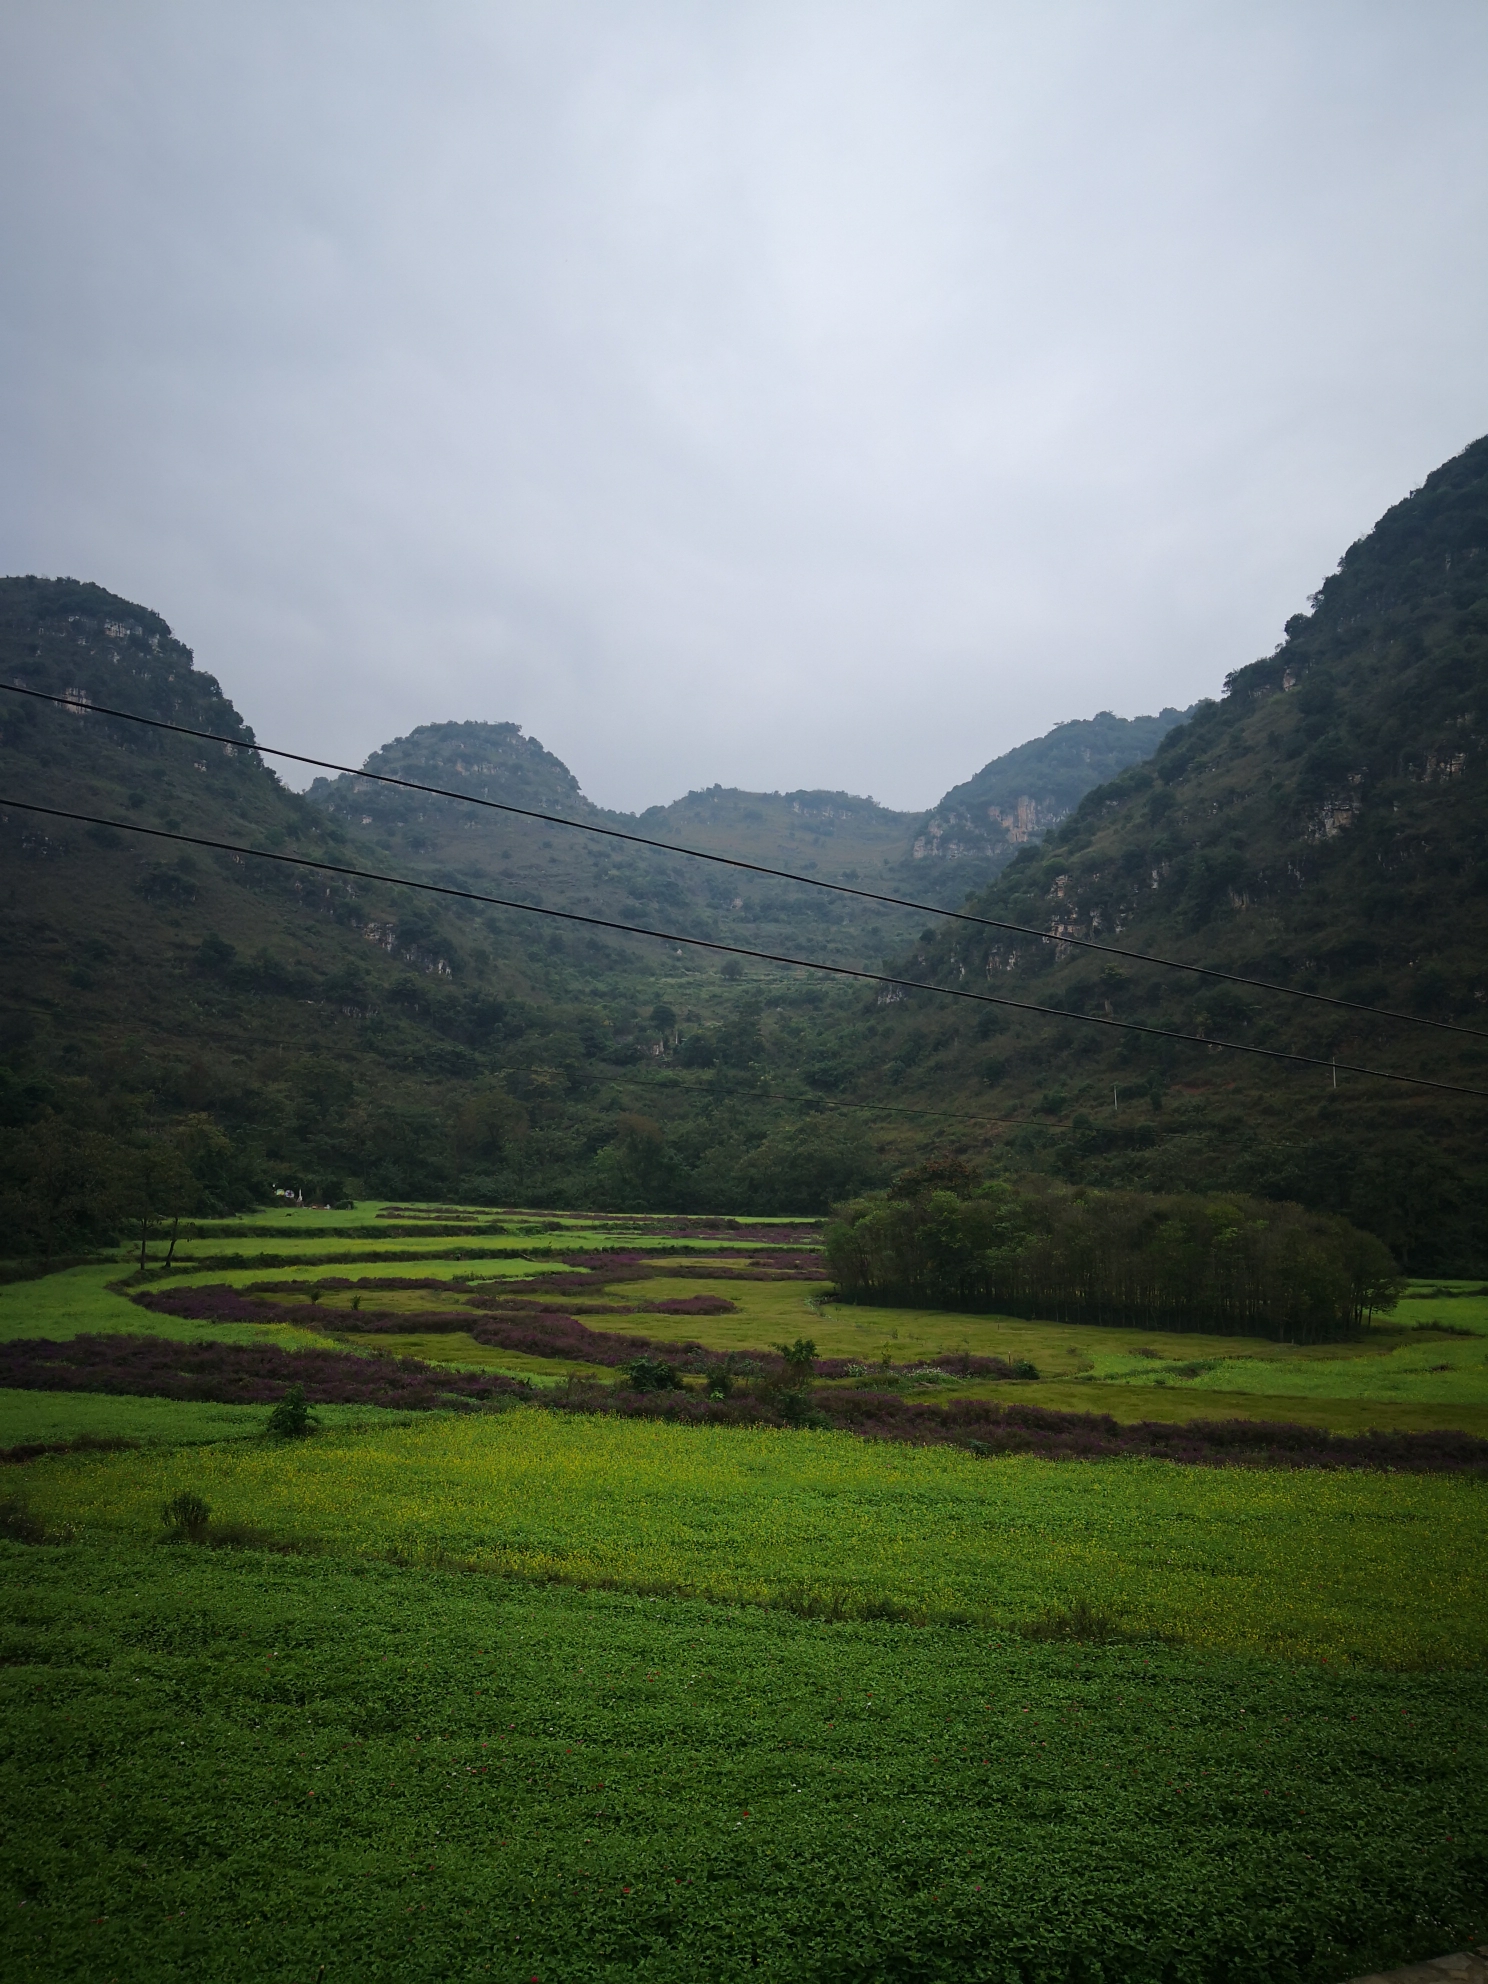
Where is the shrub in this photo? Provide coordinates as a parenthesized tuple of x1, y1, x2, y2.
(161, 1491, 211, 1543)
(1020, 1598, 1126, 1644)
(773, 1338, 818, 1386)
(621, 1357, 684, 1393)
(266, 1383, 317, 1438)
(0, 1497, 47, 1544)
(777, 1392, 832, 1430)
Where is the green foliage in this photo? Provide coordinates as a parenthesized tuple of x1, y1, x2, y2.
(1019, 1597, 1127, 1643)
(826, 1177, 1402, 1342)
(772, 1336, 819, 1385)
(902, 706, 1194, 907)
(2, 1542, 1485, 1982)
(266, 1383, 317, 1438)
(891, 436, 1488, 1268)
(621, 1356, 683, 1393)
(160, 1489, 211, 1541)
(0, 571, 1190, 1240)
(0, 1112, 249, 1263)
(0, 1496, 46, 1544)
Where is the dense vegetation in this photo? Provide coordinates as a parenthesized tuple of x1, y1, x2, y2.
(3, 1207, 1485, 1977)
(825, 1169, 1402, 1342)
(0, 578, 894, 1226)
(900, 432, 1488, 1269)
(903, 705, 1192, 905)
(2, 434, 1486, 1267)
(5, 1542, 1483, 1984)
(0, 573, 1177, 1238)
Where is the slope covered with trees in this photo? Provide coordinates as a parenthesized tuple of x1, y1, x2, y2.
(3, 435, 1483, 1262)
(305, 720, 925, 974)
(877, 434, 1488, 1268)
(897, 706, 1192, 906)
(0, 583, 908, 1231)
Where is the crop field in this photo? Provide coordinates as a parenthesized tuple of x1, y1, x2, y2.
(11, 1240, 1488, 1434)
(1087, 1340, 1488, 1407)
(2, 1541, 1485, 1984)
(16, 1408, 1488, 1668)
(3, 1209, 1487, 1979)
(0, 1388, 425, 1453)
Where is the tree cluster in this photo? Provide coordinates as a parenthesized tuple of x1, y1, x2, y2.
(824, 1171, 1403, 1343)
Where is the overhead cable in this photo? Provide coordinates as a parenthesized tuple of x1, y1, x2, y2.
(4, 679, 1480, 1042)
(5, 795, 1485, 1102)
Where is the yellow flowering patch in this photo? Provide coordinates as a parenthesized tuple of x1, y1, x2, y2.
(22, 1408, 1485, 1668)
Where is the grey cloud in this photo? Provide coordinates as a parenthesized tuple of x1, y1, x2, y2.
(2, 1, 1486, 809)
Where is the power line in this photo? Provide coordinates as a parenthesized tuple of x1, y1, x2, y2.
(6, 794, 1486, 1103)
(5, 678, 1481, 1043)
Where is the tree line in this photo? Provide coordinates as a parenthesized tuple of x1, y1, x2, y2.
(823, 1162, 1403, 1343)
(0, 1113, 273, 1265)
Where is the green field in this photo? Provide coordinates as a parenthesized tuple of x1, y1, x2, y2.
(2, 1542, 1484, 1984)
(0, 1388, 426, 1452)
(1088, 1340, 1488, 1407)
(4, 1220, 1488, 1979)
(16, 1409, 1486, 1668)
(13, 1245, 1488, 1435)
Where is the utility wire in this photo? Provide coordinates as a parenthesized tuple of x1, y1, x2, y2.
(6, 794, 1486, 1102)
(5, 679, 1480, 1043)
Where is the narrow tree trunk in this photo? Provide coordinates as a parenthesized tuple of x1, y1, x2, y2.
(165, 1215, 180, 1267)
(139, 1216, 148, 1272)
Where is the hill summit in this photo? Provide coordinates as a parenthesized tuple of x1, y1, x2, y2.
(2, 436, 1484, 1262)
(896, 432, 1488, 1266)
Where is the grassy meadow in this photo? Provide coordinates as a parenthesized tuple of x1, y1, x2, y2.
(3, 1205, 1486, 1979)
(17, 1407, 1487, 1667)
(0, 1388, 427, 1452)
(9, 1213, 1487, 1431)
(3, 1543, 1484, 1984)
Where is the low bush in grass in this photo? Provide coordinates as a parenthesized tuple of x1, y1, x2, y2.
(161, 1489, 211, 1542)
(265, 1382, 317, 1438)
(0, 1495, 47, 1543)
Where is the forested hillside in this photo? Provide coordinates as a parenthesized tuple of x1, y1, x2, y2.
(3, 436, 1483, 1262)
(0, 562, 1193, 1245)
(305, 721, 923, 973)
(896, 707, 1191, 906)
(877, 434, 1488, 1268)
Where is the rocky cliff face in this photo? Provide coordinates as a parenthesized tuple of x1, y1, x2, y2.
(897, 707, 1191, 906)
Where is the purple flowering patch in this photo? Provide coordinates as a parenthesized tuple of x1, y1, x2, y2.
(640, 1296, 738, 1315)
(465, 1312, 706, 1368)
(0, 1336, 526, 1411)
(542, 1382, 1488, 1473)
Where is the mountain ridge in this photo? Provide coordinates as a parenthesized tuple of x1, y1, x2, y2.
(883, 432, 1488, 1266)
(3, 434, 1484, 1261)
(307, 700, 1190, 920)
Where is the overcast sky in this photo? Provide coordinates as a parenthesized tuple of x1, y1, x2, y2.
(3, 3, 1486, 814)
